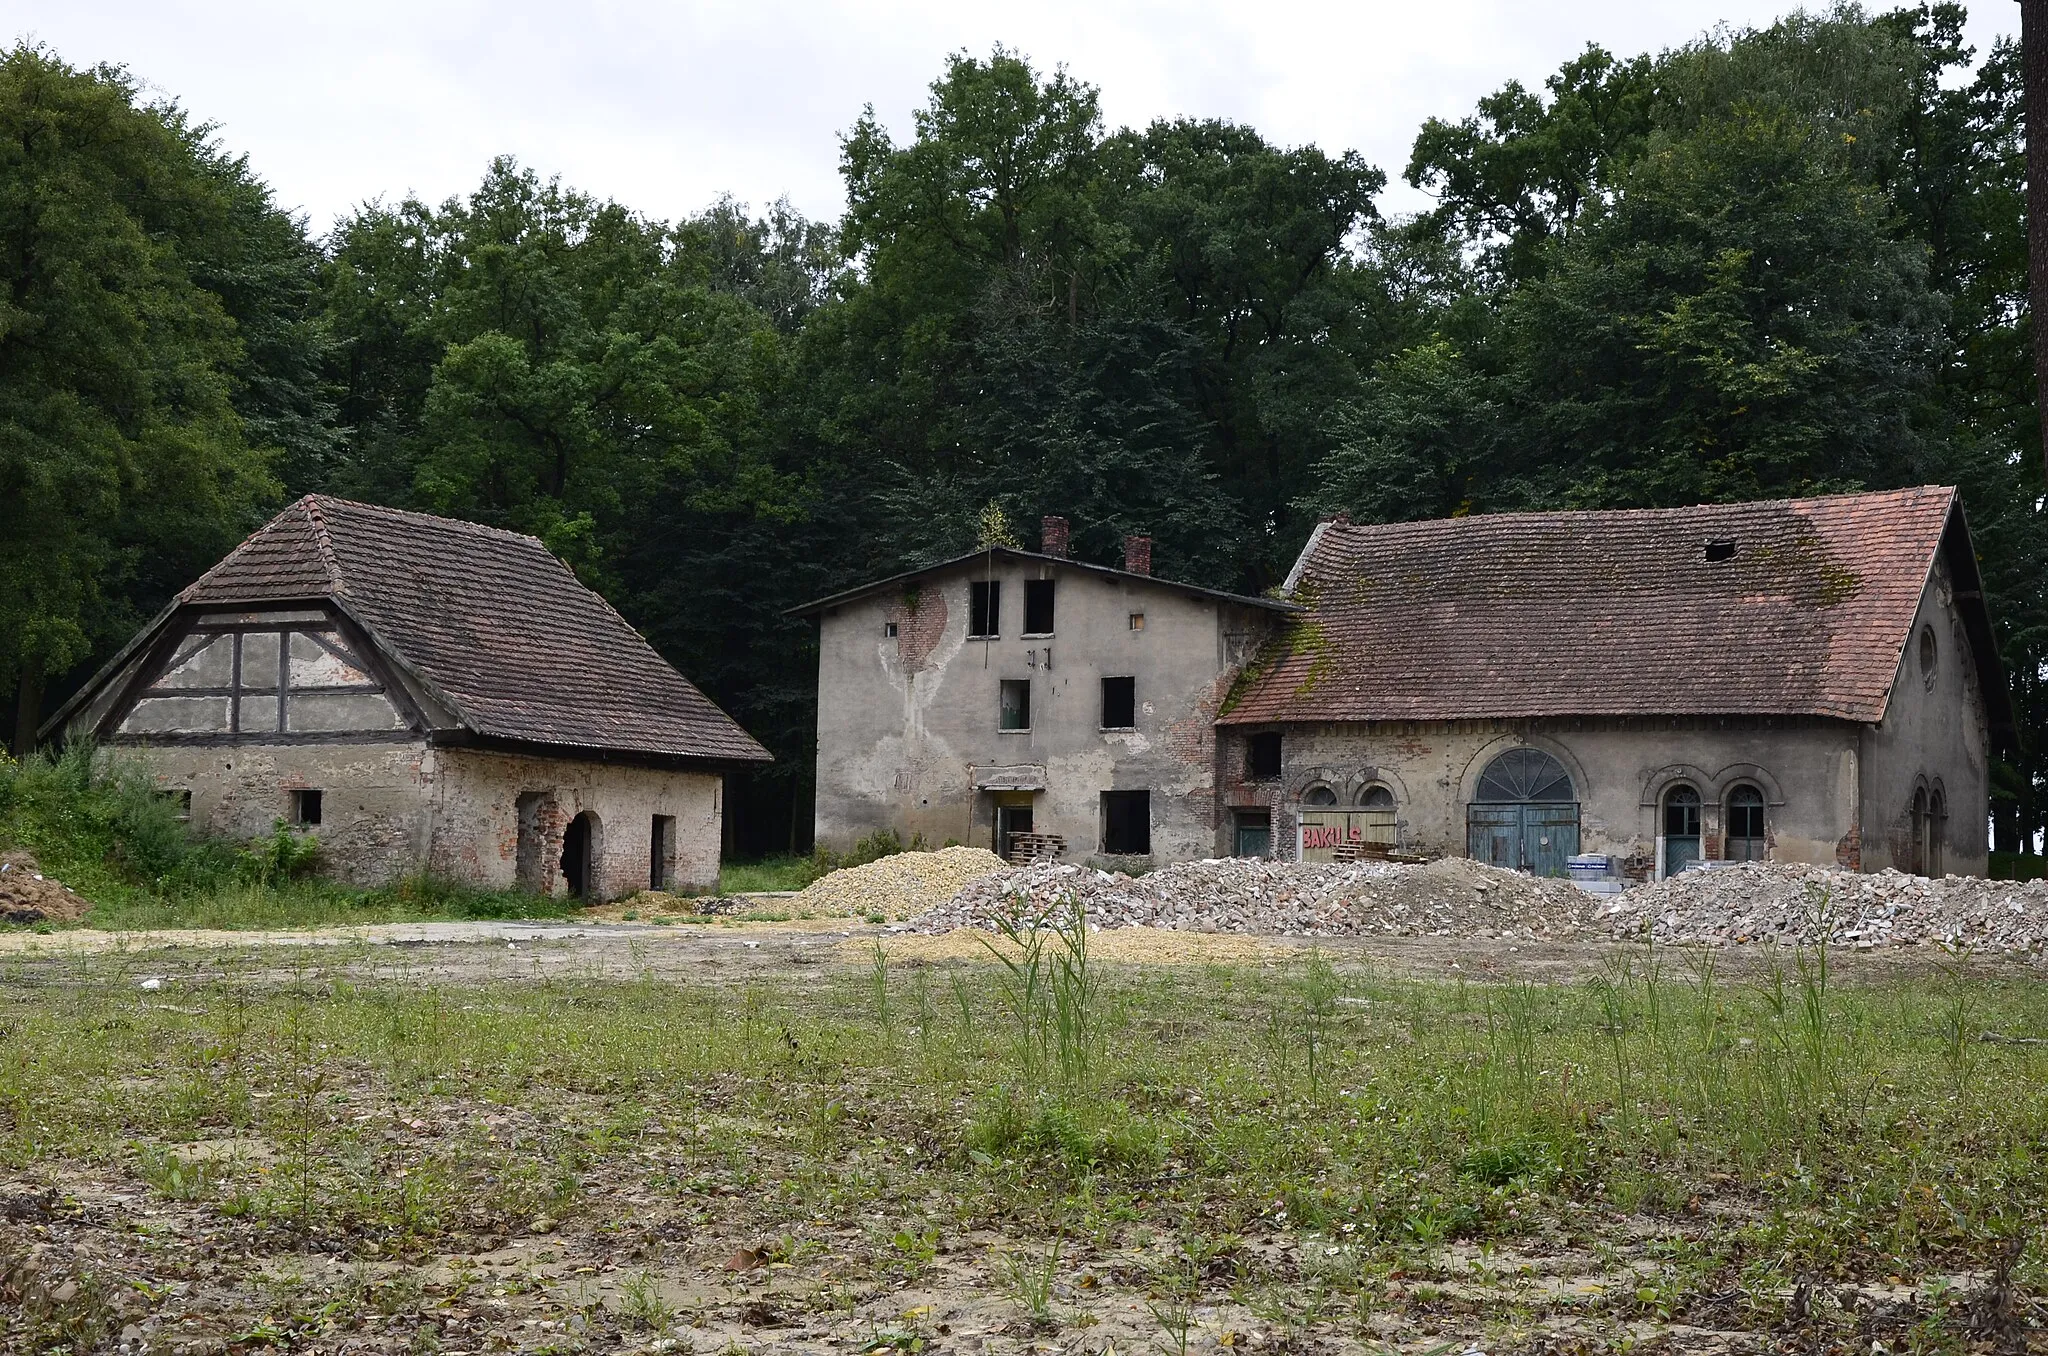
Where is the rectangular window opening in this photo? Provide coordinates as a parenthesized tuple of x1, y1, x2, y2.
(1023, 579, 1055, 635)
(1102, 790, 1151, 856)
(884, 621, 899, 638)
(1234, 810, 1272, 859)
(158, 789, 193, 823)
(1101, 676, 1136, 729)
(651, 814, 676, 891)
(1247, 732, 1283, 781)
(998, 678, 1032, 731)
(1128, 612, 1145, 631)
(970, 581, 1001, 638)
(290, 788, 323, 827)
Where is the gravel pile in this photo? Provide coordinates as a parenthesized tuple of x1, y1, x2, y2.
(0, 850, 90, 924)
(1601, 862, 2048, 956)
(795, 846, 1009, 920)
(913, 856, 1595, 939)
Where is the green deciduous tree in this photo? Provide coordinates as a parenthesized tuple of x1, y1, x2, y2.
(0, 46, 285, 752)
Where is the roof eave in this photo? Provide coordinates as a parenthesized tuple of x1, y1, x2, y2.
(427, 728, 772, 771)
(785, 546, 1299, 617)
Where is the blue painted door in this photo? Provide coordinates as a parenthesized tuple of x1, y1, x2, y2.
(1466, 804, 1579, 876)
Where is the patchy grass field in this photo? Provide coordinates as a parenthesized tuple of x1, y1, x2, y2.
(3, 930, 2046, 1356)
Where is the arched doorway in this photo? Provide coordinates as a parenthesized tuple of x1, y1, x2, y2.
(1662, 785, 1702, 878)
(1466, 748, 1579, 876)
(561, 811, 601, 898)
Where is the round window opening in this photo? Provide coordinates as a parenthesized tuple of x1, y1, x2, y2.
(1919, 624, 1937, 687)
(1302, 785, 1339, 807)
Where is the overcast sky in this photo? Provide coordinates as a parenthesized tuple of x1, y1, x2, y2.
(14, 2, 2021, 236)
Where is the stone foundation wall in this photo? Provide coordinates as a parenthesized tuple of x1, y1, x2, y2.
(110, 742, 723, 898)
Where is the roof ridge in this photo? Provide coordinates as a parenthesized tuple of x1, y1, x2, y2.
(306, 494, 545, 546)
(299, 496, 346, 596)
(1323, 485, 1955, 537)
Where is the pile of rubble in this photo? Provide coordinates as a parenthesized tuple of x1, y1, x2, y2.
(913, 856, 1595, 940)
(0, 851, 89, 925)
(1602, 862, 2048, 956)
(794, 846, 1009, 920)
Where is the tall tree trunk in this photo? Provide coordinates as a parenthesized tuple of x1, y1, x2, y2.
(2026, 0, 2048, 481)
(11, 667, 44, 758)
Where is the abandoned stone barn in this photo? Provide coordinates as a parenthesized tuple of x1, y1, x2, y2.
(47, 496, 770, 897)
(805, 488, 2010, 879)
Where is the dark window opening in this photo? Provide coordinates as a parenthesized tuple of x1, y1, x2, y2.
(290, 789, 323, 827)
(562, 811, 599, 898)
(1927, 790, 1946, 876)
(1302, 785, 1338, 806)
(1102, 790, 1151, 855)
(1704, 539, 1736, 562)
(969, 581, 1001, 638)
(1128, 612, 1145, 631)
(884, 621, 899, 638)
(1234, 810, 1272, 858)
(651, 814, 676, 891)
(1101, 676, 1136, 728)
(1024, 579, 1055, 634)
(1726, 784, 1766, 862)
(159, 789, 193, 822)
(999, 678, 1032, 731)
(1246, 732, 1282, 780)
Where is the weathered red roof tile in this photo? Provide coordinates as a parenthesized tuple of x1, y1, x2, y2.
(1220, 487, 1963, 727)
(179, 496, 769, 764)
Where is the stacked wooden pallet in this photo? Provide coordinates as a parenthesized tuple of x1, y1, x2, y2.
(1005, 832, 1068, 865)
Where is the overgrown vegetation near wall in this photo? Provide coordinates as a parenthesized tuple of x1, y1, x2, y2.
(0, 747, 572, 929)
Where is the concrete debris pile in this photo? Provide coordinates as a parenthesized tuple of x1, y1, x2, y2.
(1603, 862, 2048, 956)
(0, 851, 90, 925)
(795, 846, 1009, 920)
(914, 856, 1595, 939)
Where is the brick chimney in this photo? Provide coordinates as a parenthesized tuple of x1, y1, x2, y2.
(1123, 533, 1152, 576)
(1040, 515, 1070, 559)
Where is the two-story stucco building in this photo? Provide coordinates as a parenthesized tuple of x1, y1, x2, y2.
(802, 489, 2010, 878)
(794, 521, 1293, 865)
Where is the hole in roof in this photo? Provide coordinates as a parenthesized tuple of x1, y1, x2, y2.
(1703, 539, 1736, 562)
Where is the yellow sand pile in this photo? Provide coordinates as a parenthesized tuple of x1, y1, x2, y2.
(796, 846, 1010, 920)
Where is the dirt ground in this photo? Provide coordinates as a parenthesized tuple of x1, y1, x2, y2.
(6, 919, 2045, 1355)
(1, 913, 2030, 989)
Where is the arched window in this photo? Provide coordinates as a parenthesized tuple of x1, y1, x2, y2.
(1467, 748, 1578, 876)
(1302, 784, 1338, 807)
(1908, 787, 1928, 876)
(1358, 784, 1396, 847)
(1924, 788, 1946, 877)
(1474, 748, 1574, 803)
(1726, 785, 1766, 862)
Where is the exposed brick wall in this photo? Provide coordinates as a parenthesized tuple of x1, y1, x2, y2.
(886, 590, 949, 673)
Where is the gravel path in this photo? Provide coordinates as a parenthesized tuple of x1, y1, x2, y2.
(914, 856, 1596, 939)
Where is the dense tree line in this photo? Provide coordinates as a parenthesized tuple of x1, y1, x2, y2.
(5, 5, 2048, 856)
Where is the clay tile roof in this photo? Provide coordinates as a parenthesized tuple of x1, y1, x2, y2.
(1220, 487, 1970, 728)
(179, 496, 770, 764)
